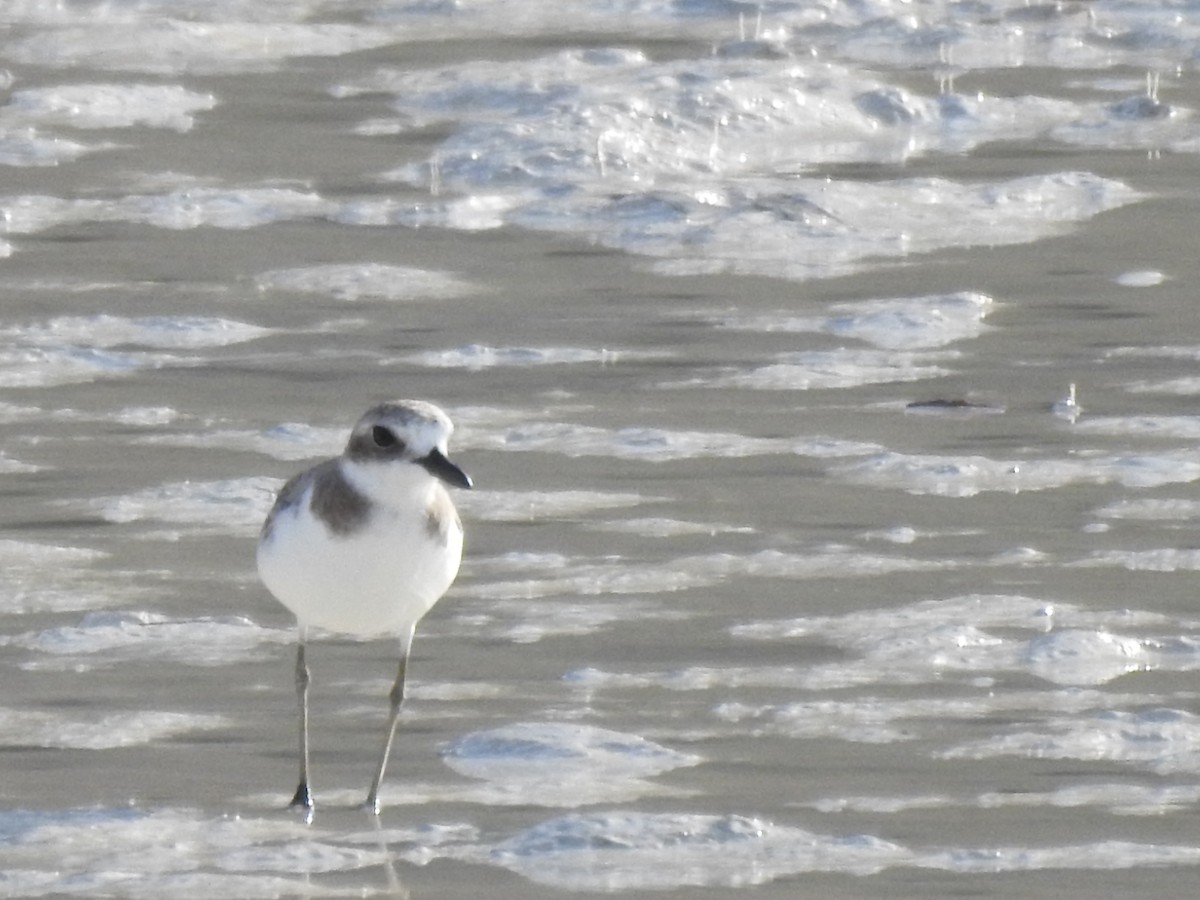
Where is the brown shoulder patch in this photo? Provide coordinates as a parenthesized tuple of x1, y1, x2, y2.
(310, 460, 371, 536)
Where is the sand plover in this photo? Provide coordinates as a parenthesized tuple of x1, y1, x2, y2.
(257, 399, 472, 817)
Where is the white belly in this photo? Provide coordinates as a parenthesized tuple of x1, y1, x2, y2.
(257, 484, 463, 637)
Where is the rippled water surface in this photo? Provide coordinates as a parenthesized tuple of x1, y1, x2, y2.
(4, 2, 1200, 897)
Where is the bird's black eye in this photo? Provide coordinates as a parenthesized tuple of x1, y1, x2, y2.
(372, 426, 399, 448)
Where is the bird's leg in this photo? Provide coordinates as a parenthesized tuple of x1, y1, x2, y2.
(290, 631, 314, 821)
(365, 627, 415, 815)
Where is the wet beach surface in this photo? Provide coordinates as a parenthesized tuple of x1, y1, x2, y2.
(3, 3, 1200, 897)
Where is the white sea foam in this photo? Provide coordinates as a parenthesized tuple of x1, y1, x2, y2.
(0, 346, 190, 388)
(1106, 344, 1200, 362)
(715, 696, 992, 745)
(445, 402, 566, 436)
(732, 594, 1182, 690)
(919, 840, 1200, 874)
(421, 812, 909, 890)
(119, 185, 333, 229)
(1126, 376, 1200, 396)
(9, 1, 1193, 76)
(0, 186, 333, 235)
(977, 783, 1200, 817)
(714, 689, 1164, 747)
(335, 192, 521, 231)
(450, 596, 683, 645)
(85, 476, 279, 537)
(9, 802, 1195, 896)
(0, 452, 41, 474)
(358, 50, 1110, 179)
(439, 722, 700, 807)
(0, 708, 226, 750)
(459, 547, 957, 604)
(255, 263, 478, 302)
(0, 401, 181, 429)
(809, 794, 956, 815)
(562, 665, 815, 694)
(0, 807, 363, 898)
(834, 448, 1200, 497)
(0, 539, 124, 615)
(668, 349, 957, 390)
(1023, 630, 1152, 686)
(458, 490, 650, 522)
(1, 314, 271, 349)
(585, 517, 756, 538)
(1051, 94, 1195, 153)
(1094, 498, 1200, 521)
(569, 646, 1155, 704)
(215, 841, 388, 878)
(1071, 548, 1200, 572)
(0, 400, 42, 422)
(715, 292, 994, 350)
(6, 610, 289, 670)
(529, 172, 1138, 283)
(1075, 415, 1200, 439)
(832, 5, 1200, 73)
(403, 344, 650, 370)
(349, 43, 1143, 279)
(813, 783, 1200, 818)
(943, 708, 1200, 776)
(0, 130, 95, 166)
(465, 552, 579, 576)
(134, 424, 345, 461)
(474, 420, 881, 461)
(4, 84, 216, 131)
(111, 406, 179, 426)
(0, 538, 106, 568)
(330, 721, 701, 810)
(405, 805, 1200, 888)
(1115, 269, 1166, 287)
(862, 525, 921, 544)
(0, 35, 1148, 279)
(4, 20, 399, 75)
(997, 546, 1057, 566)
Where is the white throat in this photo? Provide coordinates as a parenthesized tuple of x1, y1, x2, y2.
(341, 456, 437, 509)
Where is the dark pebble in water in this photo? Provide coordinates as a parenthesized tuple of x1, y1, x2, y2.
(906, 399, 1005, 413)
(1108, 95, 1171, 121)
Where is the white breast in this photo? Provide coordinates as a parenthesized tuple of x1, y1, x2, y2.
(257, 463, 463, 637)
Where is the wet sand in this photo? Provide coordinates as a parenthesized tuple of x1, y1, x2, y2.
(3, 5, 1200, 897)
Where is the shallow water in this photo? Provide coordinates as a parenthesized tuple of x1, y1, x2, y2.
(4, 2, 1200, 897)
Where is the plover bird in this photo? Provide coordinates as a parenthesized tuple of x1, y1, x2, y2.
(257, 399, 472, 817)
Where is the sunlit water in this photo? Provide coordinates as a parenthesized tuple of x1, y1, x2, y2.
(4, 2, 1200, 897)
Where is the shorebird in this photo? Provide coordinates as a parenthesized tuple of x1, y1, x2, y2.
(256, 399, 471, 817)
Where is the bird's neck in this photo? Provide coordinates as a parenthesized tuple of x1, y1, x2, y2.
(340, 458, 435, 509)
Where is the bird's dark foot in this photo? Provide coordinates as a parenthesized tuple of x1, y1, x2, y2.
(363, 791, 382, 816)
(289, 782, 314, 822)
